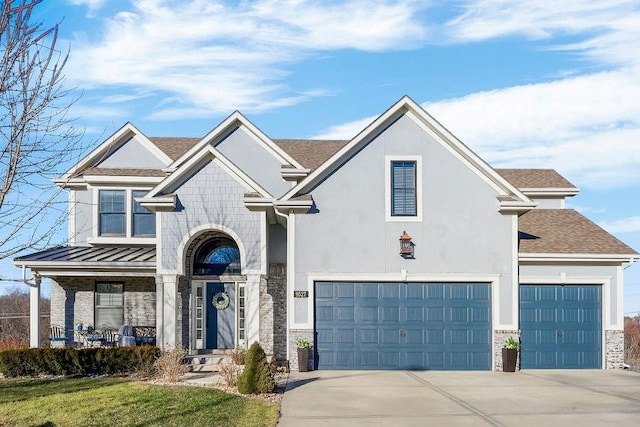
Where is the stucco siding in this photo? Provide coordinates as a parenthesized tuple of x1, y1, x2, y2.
(294, 114, 514, 325)
(98, 136, 167, 169)
(216, 127, 291, 197)
(159, 159, 263, 274)
(71, 188, 93, 244)
(519, 263, 621, 328)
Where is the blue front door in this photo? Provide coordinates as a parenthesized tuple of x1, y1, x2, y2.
(205, 283, 236, 349)
(520, 285, 602, 369)
(315, 282, 492, 370)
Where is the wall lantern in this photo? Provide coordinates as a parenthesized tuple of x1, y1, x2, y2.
(399, 231, 414, 258)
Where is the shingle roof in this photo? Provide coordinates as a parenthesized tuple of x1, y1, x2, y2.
(273, 139, 349, 171)
(82, 167, 165, 177)
(15, 246, 156, 263)
(149, 137, 201, 161)
(519, 209, 637, 255)
(496, 169, 577, 189)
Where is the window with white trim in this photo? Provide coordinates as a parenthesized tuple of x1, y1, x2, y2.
(99, 190, 126, 236)
(95, 282, 124, 329)
(96, 189, 155, 239)
(132, 190, 155, 236)
(391, 161, 417, 216)
(385, 156, 422, 222)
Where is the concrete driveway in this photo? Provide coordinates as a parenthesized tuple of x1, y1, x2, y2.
(278, 370, 640, 426)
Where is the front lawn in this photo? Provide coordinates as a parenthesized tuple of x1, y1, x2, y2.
(0, 377, 279, 426)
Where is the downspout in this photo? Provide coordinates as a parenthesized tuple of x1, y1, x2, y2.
(273, 206, 291, 362)
(22, 266, 41, 348)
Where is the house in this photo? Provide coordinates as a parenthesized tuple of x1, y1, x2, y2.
(14, 96, 639, 370)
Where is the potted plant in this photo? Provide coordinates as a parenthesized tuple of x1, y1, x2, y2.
(296, 338, 311, 372)
(502, 336, 519, 372)
(75, 322, 83, 331)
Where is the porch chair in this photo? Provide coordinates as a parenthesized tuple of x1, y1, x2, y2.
(49, 326, 68, 344)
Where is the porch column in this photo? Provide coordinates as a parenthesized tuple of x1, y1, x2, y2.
(29, 275, 41, 348)
(156, 274, 178, 348)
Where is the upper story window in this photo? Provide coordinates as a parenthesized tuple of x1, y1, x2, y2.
(391, 161, 417, 216)
(385, 156, 422, 222)
(97, 189, 155, 239)
(99, 190, 126, 236)
(132, 190, 155, 236)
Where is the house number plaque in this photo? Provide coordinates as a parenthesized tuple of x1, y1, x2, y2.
(293, 291, 309, 298)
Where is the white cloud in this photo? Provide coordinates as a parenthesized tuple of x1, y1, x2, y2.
(313, 1, 640, 190)
(599, 216, 640, 234)
(445, 0, 640, 64)
(67, 0, 108, 17)
(66, 0, 427, 117)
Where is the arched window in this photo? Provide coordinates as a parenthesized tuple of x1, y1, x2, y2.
(193, 237, 241, 276)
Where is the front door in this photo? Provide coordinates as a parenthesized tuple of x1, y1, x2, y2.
(206, 282, 235, 349)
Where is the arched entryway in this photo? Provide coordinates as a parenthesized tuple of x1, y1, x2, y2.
(186, 231, 245, 351)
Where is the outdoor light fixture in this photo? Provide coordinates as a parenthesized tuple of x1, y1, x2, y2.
(399, 231, 414, 258)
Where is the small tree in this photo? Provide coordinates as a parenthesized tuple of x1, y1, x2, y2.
(0, 0, 84, 258)
(237, 342, 275, 394)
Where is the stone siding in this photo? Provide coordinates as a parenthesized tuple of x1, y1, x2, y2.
(289, 329, 314, 371)
(605, 330, 624, 369)
(260, 263, 287, 360)
(49, 276, 155, 347)
(494, 330, 520, 371)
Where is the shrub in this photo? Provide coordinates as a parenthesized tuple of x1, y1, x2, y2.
(0, 346, 160, 378)
(230, 346, 246, 365)
(237, 342, 275, 394)
(154, 346, 188, 382)
(219, 361, 242, 386)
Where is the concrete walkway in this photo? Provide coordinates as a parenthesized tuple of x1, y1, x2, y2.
(278, 370, 640, 426)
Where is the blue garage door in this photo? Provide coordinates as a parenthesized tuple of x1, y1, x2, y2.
(315, 282, 491, 370)
(520, 285, 602, 369)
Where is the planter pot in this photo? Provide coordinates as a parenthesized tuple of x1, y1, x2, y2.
(297, 347, 309, 372)
(502, 348, 518, 372)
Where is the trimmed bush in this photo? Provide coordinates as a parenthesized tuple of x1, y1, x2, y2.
(237, 342, 275, 394)
(0, 346, 160, 378)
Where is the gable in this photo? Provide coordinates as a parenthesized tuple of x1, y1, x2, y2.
(97, 136, 168, 169)
(282, 96, 533, 212)
(215, 127, 292, 197)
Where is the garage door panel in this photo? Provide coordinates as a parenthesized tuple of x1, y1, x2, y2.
(520, 285, 601, 369)
(316, 282, 491, 370)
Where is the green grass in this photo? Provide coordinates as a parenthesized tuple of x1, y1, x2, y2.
(0, 377, 279, 427)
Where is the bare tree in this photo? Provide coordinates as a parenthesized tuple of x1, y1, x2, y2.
(0, 0, 84, 259)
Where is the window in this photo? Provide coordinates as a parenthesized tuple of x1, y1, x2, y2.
(95, 282, 124, 329)
(385, 156, 422, 222)
(391, 161, 417, 216)
(132, 190, 155, 236)
(99, 190, 125, 236)
(193, 237, 241, 276)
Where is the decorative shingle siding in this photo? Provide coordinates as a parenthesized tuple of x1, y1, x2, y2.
(159, 160, 262, 274)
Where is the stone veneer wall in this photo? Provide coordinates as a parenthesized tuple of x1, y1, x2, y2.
(261, 263, 287, 360)
(49, 276, 155, 347)
(605, 330, 624, 369)
(289, 329, 314, 371)
(494, 330, 520, 371)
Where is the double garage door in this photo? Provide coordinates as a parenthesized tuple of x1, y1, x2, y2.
(315, 282, 603, 370)
(315, 282, 492, 370)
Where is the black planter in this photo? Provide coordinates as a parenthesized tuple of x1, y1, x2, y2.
(297, 347, 309, 372)
(502, 348, 518, 372)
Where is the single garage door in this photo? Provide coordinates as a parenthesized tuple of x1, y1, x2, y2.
(315, 282, 491, 370)
(520, 285, 602, 369)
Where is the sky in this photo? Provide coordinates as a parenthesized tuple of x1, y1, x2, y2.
(2, 0, 639, 314)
